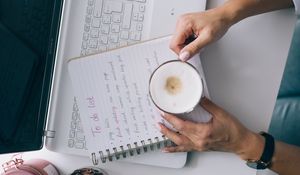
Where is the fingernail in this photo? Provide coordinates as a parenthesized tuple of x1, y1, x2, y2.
(161, 149, 169, 153)
(179, 51, 190, 61)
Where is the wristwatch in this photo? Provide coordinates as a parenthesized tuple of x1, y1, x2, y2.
(246, 132, 275, 169)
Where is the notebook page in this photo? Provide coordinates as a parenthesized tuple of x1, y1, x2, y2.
(68, 36, 210, 159)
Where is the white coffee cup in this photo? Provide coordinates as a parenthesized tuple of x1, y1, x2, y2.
(149, 60, 204, 115)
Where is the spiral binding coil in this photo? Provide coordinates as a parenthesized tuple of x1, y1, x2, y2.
(91, 136, 171, 165)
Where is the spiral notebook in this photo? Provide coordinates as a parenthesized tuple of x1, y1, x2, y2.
(67, 36, 211, 164)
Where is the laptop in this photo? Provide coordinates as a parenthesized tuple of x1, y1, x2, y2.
(0, 0, 206, 168)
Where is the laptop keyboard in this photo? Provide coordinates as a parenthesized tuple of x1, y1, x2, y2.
(80, 0, 147, 56)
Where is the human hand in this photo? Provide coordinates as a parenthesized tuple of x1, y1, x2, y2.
(170, 7, 235, 61)
(158, 97, 264, 161)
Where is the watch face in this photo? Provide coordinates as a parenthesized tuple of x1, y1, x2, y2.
(246, 161, 267, 170)
(247, 161, 259, 169)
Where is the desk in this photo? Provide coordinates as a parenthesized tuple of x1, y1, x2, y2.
(0, 0, 296, 174)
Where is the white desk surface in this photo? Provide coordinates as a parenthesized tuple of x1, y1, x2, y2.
(0, 0, 297, 174)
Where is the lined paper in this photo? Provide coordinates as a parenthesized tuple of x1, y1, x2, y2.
(68, 36, 210, 158)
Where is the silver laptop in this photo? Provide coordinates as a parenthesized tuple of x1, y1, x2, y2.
(45, 0, 206, 168)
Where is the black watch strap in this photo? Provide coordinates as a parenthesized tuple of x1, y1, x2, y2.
(246, 132, 275, 169)
(260, 132, 275, 166)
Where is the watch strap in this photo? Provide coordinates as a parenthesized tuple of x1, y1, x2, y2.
(259, 132, 275, 167)
(246, 132, 275, 169)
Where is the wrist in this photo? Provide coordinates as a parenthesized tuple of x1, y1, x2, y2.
(217, 0, 254, 26)
(212, 2, 241, 27)
(236, 131, 265, 161)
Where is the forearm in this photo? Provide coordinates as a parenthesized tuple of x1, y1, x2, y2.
(237, 132, 300, 175)
(271, 141, 300, 175)
(216, 0, 294, 25)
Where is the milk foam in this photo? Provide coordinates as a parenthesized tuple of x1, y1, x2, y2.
(149, 61, 203, 114)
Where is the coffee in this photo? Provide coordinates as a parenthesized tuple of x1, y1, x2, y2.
(149, 60, 203, 114)
(165, 76, 182, 95)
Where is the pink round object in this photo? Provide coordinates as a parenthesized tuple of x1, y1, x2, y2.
(2, 158, 59, 175)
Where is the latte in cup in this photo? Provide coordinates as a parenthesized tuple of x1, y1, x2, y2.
(149, 60, 203, 114)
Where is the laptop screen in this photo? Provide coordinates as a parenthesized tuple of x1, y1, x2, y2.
(0, 0, 63, 153)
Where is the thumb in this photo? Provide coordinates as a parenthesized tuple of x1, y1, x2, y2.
(200, 97, 223, 118)
(179, 31, 212, 61)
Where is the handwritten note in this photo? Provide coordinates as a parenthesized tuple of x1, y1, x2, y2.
(85, 96, 102, 136)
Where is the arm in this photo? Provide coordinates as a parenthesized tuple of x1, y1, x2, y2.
(225, 0, 294, 23)
(271, 141, 300, 174)
(170, 0, 294, 61)
(159, 98, 300, 175)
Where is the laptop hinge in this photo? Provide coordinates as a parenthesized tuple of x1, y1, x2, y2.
(44, 130, 56, 138)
